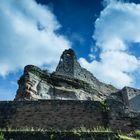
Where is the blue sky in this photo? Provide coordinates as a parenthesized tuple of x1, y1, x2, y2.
(0, 0, 140, 100)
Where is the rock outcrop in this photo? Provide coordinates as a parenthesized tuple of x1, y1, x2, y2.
(15, 49, 140, 113)
(108, 86, 140, 112)
(15, 49, 117, 101)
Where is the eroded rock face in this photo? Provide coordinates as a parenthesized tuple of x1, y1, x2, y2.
(14, 49, 140, 112)
(15, 65, 53, 100)
(108, 86, 140, 112)
(15, 49, 117, 101)
(55, 49, 98, 85)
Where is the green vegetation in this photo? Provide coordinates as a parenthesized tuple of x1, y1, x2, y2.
(135, 130, 140, 136)
(134, 130, 140, 139)
(119, 134, 137, 140)
(101, 101, 110, 112)
(118, 130, 140, 140)
(0, 132, 4, 140)
(0, 127, 140, 140)
(72, 126, 112, 133)
(0, 126, 112, 133)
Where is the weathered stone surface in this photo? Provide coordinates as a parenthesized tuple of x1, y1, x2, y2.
(0, 100, 105, 130)
(108, 86, 140, 112)
(15, 49, 117, 101)
(55, 49, 117, 95)
(124, 87, 140, 112)
(106, 97, 140, 132)
(0, 100, 139, 132)
(15, 65, 53, 101)
(55, 49, 98, 84)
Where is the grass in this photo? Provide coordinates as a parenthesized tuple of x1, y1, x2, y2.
(118, 130, 140, 140)
(0, 126, 112, 133)
(0, 127, 117, 140)
(69, 126, 112, 133)
(71, 126, 113, 137)
(0, 127, 46, 132)
(135, 130, 140, 136)
(1, 127, 140, 140)
(0, 132, 4, 140)
(119, 134, 137, 140)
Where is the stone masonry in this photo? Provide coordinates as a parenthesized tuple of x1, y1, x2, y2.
(0, 100, 139, 131)
(0, 100, 105, 130)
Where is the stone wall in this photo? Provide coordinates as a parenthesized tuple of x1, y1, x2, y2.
(0, 100, 140, 132)
(0, 100, 105, 130)
(106, 98, 140, 132)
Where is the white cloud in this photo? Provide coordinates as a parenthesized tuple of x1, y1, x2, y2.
(79, 0, 140, 88)
(0, 0, 71, 76)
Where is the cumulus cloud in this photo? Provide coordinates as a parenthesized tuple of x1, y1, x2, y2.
(79, 0, 140, 88)
(0, 0, 71, 76)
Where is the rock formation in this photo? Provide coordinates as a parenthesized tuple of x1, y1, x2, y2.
(108, 86, 140, 112)
(15, 49, 117, 101)
(15, 49, 140, 112)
